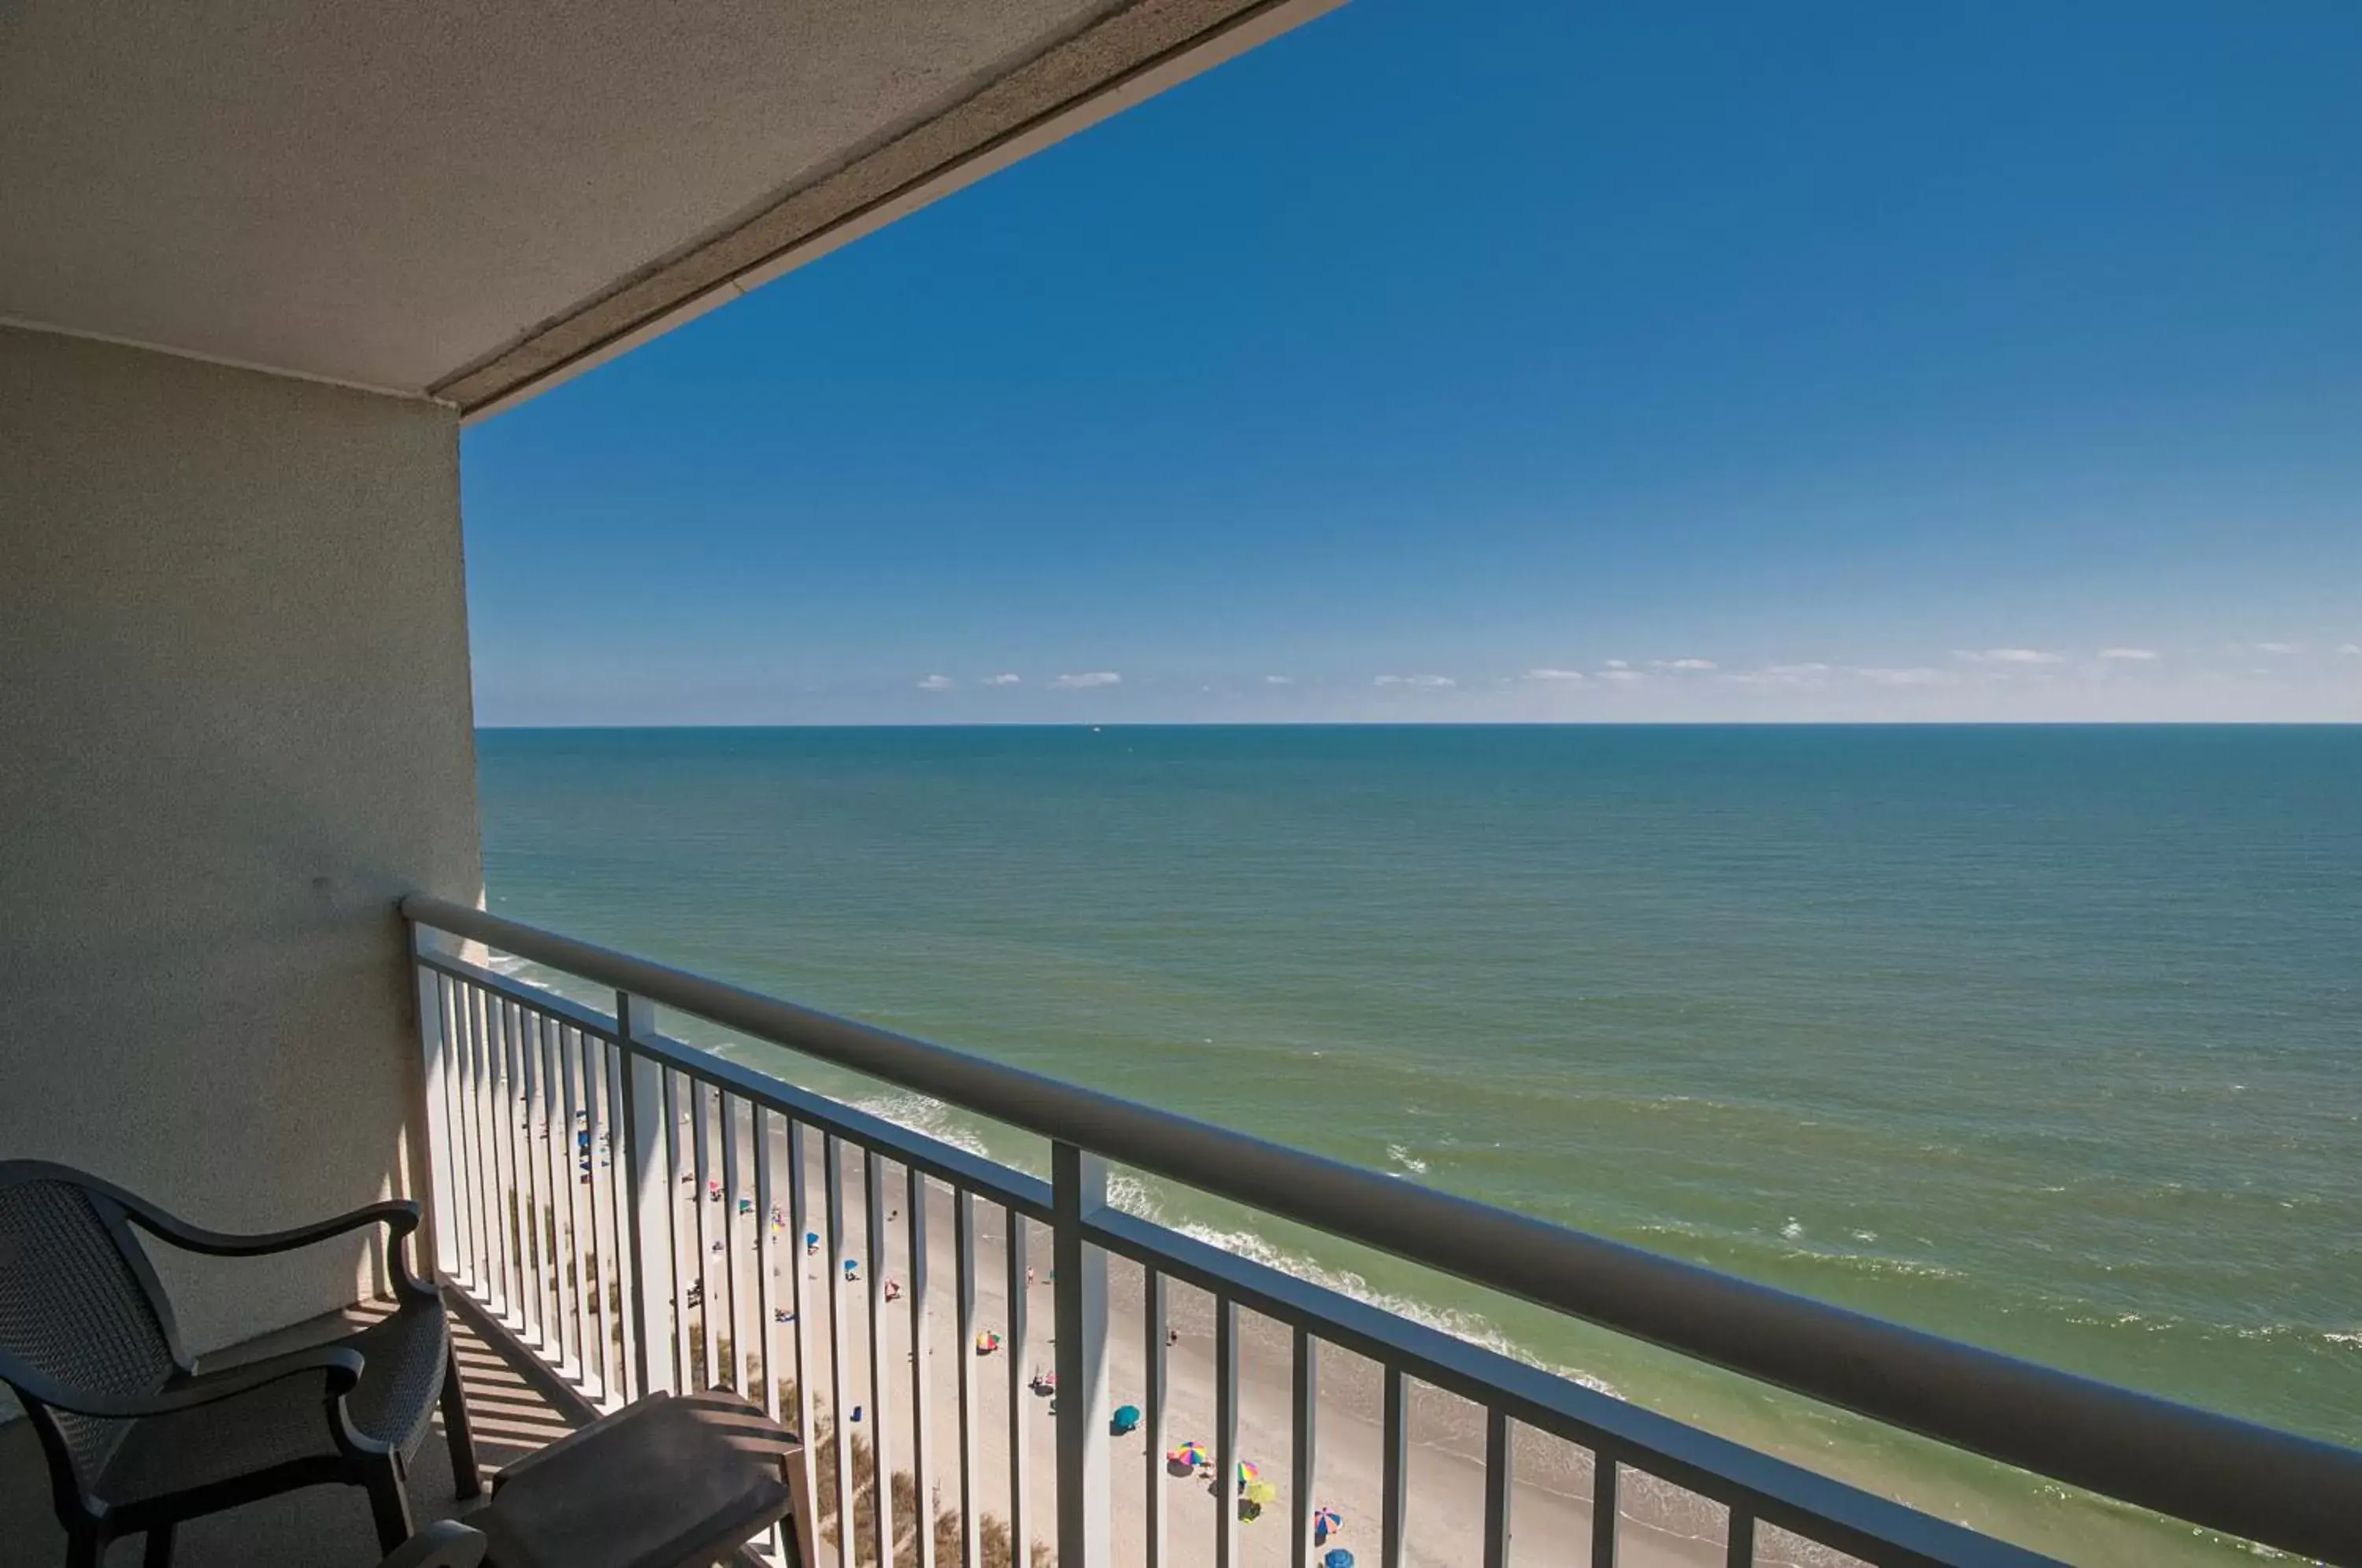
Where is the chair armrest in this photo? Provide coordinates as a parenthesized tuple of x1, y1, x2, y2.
(20, 1342, 365, 1419)
(377, 1520, 487, 1568)
(125, 1196, 422, 1259)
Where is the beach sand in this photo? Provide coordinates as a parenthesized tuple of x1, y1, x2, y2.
(657, 1121, 1803, 1568)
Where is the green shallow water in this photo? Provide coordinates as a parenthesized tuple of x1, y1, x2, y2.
(476, 725, 2362, 1562)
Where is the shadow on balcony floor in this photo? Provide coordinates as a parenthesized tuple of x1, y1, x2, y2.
(0, 1292, 583, 1567)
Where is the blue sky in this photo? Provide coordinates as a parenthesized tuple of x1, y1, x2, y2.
(462, 0, 2362, 724)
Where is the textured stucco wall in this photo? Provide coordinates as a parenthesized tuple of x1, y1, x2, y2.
(0, 326, 482, 1362)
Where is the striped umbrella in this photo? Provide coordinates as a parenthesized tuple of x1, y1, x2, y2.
(1236, 1459, 1261, 1488)
(1168, 1441, 1210, 1468)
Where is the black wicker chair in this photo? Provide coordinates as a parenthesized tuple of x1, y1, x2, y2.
(0, 1159, 479, 1566)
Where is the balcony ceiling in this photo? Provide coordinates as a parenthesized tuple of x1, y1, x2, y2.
(0, 0, 1328, 415)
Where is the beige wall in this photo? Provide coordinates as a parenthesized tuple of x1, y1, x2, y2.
(0, 326, 481, 1360)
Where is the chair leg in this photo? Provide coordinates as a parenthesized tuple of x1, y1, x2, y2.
(364, 1452, 416, 1552)
(441, 1341, 482, 1500)
(143, 1522, 176, 1567)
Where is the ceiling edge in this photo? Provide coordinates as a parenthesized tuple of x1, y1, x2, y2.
(442, 0, 1347, 421)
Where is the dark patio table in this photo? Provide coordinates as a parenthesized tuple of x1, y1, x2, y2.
(472, 1389, 809, 1568)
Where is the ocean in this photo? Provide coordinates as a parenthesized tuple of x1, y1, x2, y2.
(476, 725, 2360, 1562)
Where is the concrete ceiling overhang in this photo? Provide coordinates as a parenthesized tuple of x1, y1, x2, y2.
(0, 0, 1337, 419)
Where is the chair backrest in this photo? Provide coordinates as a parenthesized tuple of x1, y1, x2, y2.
(0, 1166, 180, 1488)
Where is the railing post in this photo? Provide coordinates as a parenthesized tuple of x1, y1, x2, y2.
(616, 989, 673, 1398)
(409, 922, 457, 1281)
(1053, 1142, 1111, 1568)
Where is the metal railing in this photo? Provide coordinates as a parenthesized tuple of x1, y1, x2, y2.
(402, 893, 2362, 1568)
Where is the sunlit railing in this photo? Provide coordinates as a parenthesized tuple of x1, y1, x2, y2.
(402, 894, 2362, 1568)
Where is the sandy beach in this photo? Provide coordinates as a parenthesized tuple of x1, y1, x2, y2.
(658, 1119, 1769, 1568)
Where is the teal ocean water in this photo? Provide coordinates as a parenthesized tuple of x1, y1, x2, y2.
(478, 726, 2360, 1561)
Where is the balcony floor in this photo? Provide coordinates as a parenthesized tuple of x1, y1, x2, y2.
(0, 1292, 582, 1567)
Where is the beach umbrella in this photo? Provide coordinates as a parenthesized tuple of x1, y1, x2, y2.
(1111, 1403, 1142, 1435)
(1312, 1507, 1342, 1539)
(1235, 1460, 1260, 1488)
(1243, 1481, 1277, 1507)
(1167, 1442, 1209, 1468)
(974, 1331, 1001, 1355)
(1324, 1551, 1354, 1568)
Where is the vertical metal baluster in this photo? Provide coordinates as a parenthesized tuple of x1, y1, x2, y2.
(618, 993, 670, 1401)
(1726, 1507, 1755, 1568)
(1293, 1327, 1319, 1568)
(490, 992, 520, 1322)
(533, 1011, 557, 1353)
(1483, 1409, 1512, 1568)
(529, 1014, 557, 1360)
(462, 984, 491, 1308)
(668, 1070, 694, 1393)
(505, 999, 532, 1331)
(907, 1166, 935, 1568)
(1052, 1144, 1110, 1568)
(609, 1034, 642, 1403)
(787, 1121, 820, 1555)
(491, 997, 516, 1326)
(484, 986, 509, 1313)
(1216, 1297, 1239, 1568)
(544, 1015, 576, 1375)
(1380, 1366, 1407, 1568)
(1591, 1455, 1618, 1568)
(409, 932, 455, 1282)
(441, 975, 478, 1293)
(824, 1135, 854, 1568)
(533, 1010, 557, 1349)
(1006, 1210, 1030, 1568)
(721, 1093, 746, 1396)
(865, 1149, 896, 1568)
(693, 1077, 718, 1390)
(1144, 1268, 1168, 1568)
(519, 1008, 547, 1352)
(461, 982, 491, 1301)
(756, 1108, 779, 1415)
(479, 986, 505, 1310)
(557, 1023, 587, 1382)
(576, 1026, 611, 1405)
(751, 1108, 783, 1568)
(955, 1190, 980, 1568)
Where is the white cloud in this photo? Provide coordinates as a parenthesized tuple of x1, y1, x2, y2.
(915, 675, 955, 691)
(2339, 644, 2362, 656)
(1598, 668, 1644, 682)
(1264, 675, 1295, 685)
(1051, 671, 1120, 689)
(1955, 648, 2064, 665)
(1849, 665, 1954, 687)
(2098, 648, 2159, 661)
(1653, 657, 1718, 671)
(2252, 642, 2302, 656)
(1525, 668, 1586, 682)
(1731, 663, 1833, 686)
(1603, 659, 1631, 669)
(983, 673, 1022, 686)
(1375, 674, 1456, 689)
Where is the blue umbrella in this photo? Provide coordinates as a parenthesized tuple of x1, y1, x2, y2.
(1110, 1403, 1141, 1435)
(1324, 1551, 1354, 1568)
